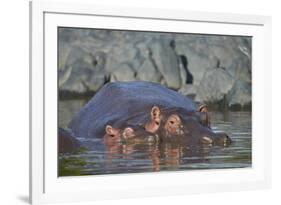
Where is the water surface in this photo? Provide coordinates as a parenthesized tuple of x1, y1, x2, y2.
(58, 99, 252, 176)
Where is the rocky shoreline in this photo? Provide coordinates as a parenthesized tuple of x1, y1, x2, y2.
(58, 28, 252, 109)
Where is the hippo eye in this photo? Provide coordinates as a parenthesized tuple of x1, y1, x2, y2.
(169, 120, 175, 124)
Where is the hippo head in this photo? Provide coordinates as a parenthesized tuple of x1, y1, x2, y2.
(104, 105, 231, 146)
(104, 124, 158, 145)
(144, 106, 232, 146)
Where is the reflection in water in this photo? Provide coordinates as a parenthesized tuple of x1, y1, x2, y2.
(58, 99, 252, 176)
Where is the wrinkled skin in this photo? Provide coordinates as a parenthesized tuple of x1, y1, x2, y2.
(155, 107, 231, 146)
(66, 81, 231, 149)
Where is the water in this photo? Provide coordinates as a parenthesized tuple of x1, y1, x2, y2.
(58, 99, 252, 176)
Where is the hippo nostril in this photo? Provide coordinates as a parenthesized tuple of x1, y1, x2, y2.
(201, 136, 213, 144)
(225, 135, 232, 144)
(223, 134, 231, 141)
(215, 133, 232, 146)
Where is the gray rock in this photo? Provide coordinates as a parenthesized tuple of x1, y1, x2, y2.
(149, 40, 181, 89)
(197, 67, 235, 102)
(178, 58, 188, 87)
(105, 45, 138, 73)
(175, 35, 251, 87)
(60, 60, 106, 93)
(178, 84, 199, 101)
(59, 46, 106, 93)
(175, 43, 210, 85)
(136, 58, 162, 83)
(110, 64, 136, 82)
(58, 42, 72, 71)
(227, 80, 251, 107)
(58, 28, 252, 107)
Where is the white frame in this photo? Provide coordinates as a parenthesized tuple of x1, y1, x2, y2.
(30, 1, 272, 204)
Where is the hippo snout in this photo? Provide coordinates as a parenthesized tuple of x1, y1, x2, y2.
(199, 133, 232, 146)
(213, 133, 232, 146)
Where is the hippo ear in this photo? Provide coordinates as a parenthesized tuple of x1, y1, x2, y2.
(105, 125, 119, 137)
(145, 106, 161, 133)
(197, 104, 210, 127)
(197, 104, 208, 113)
(151, 106, 161, 124)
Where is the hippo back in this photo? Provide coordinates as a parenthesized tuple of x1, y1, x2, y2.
(69, 81, 197, 138)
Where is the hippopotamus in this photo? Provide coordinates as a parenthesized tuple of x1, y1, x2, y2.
(59, 81, 231, 152)
(58, 128, 81, 153)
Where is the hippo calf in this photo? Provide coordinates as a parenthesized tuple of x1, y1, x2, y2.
(59, 81, 231, 153)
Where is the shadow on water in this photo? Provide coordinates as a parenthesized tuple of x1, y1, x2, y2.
(58, 98, 252, 176)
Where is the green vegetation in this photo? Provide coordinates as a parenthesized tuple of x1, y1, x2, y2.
(74, 146, 88, 154)
(59, 156, 87, 176)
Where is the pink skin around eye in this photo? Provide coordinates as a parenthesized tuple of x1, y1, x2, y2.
(165, 114, 182, 135)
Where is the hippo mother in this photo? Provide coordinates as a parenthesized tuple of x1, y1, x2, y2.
(62, 81, 231, 149)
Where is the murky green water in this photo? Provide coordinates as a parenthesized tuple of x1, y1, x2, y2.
(58, 99, 252, 176)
